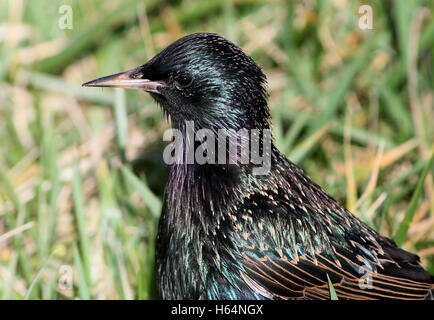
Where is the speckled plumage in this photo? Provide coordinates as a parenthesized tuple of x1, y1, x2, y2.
(85, 33, 434, 300)
(157, 151, 433, 300)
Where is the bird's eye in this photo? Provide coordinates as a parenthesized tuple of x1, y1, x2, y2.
(174, 73, 193, 89)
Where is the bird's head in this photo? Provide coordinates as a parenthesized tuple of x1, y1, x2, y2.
(83, 33, 270, 131)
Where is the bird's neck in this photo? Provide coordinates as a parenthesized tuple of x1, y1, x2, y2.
(159, 161, 269, 298)
(159, 121, 277, 277)
(164, 163, 249, 230)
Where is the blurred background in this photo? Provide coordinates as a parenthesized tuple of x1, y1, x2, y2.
(0, 0, 433, 299)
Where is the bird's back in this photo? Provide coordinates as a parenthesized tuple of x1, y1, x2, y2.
(228, 151, 434, 300)
(156, 151, 434, 300)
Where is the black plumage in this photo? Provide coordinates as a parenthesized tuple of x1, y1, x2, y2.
(83, 32, 434, 300)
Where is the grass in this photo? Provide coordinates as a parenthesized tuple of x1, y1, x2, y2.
(0, 0, 433, 299)
(327, 274, 338, 300)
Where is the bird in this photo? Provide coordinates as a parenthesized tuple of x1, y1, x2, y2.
(83, 32, 434, 300)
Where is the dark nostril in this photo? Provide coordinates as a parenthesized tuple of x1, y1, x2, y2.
(133, 72, 144, 79)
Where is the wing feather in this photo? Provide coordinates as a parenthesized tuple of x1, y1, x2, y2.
(230, 172, 434, 300)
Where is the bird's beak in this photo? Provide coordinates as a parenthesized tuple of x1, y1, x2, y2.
(82, 68, 165, 94)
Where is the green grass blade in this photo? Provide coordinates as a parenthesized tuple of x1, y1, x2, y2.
(24, 253, 52, 300)
(327, 274, 338, 300)
(395, 152, 434, 246)
(73, 245, 90, 300)
(72, 165, 92, 285)
(120, 165, 162, 218)
(33, 0, 150, 74)
(307, 37, 375, 135)
(114, 88, 128, 155)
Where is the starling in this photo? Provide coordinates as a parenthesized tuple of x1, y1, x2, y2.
(83, 32, 434, 300)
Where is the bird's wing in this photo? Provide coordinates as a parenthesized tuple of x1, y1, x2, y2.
(231, 192, 434, 300)
(240, 245, 433, 300)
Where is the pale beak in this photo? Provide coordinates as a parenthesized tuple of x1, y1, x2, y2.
(82, 68, 165, 93)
